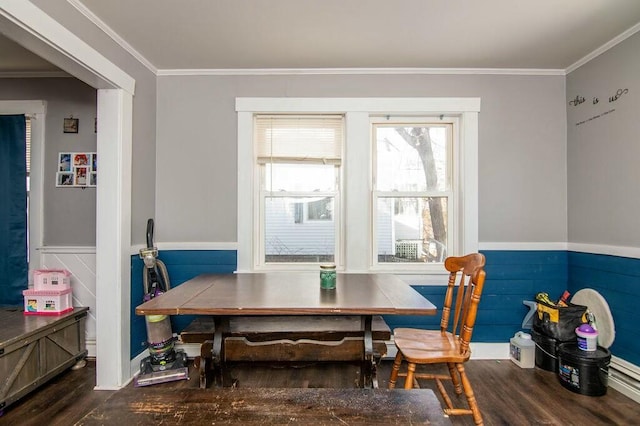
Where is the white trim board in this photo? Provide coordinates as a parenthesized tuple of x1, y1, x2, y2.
(159, 68, 565, 77)
(480, 242, 640, 260)
(480, 242, 569, 251)
(567, 243, 640, 260)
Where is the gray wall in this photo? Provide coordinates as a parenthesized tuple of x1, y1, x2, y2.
(31, 0, 158, 245)
(156, 73, 567, 244)
(567, 32, 640, 246)
(0, 77, 97, 245)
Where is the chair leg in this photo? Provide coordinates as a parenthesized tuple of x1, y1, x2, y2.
(456, 363, 483, 425)
(447, 362, 462, 395)
(388, 352, 403, 389)
(435, 378, 455, 411)
(404, 362, 416, 390)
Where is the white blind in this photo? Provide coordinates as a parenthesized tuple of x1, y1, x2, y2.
(25, 117, 31, 174)
(255, 115, 343, 163)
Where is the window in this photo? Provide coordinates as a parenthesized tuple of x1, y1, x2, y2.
(373, 120, 452, 264)
(237, 98, 480, 274)
(255, 115, 343, 266)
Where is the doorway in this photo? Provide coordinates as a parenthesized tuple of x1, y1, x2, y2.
(1, 2, 135, 389)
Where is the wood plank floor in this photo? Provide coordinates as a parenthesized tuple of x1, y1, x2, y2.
(2, 358, 639, 425)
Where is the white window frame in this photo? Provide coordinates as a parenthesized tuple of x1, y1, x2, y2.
(237, 98, 480, 275)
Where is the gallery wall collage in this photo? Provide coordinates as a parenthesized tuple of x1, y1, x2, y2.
(56, 116, 97, 187)
(56, 152, 97, 187)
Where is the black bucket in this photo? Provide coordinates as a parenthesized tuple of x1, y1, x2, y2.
(557, 343, 611, 396)
(532, 329, 559, 372)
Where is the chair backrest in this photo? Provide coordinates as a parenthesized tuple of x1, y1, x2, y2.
(440, 253, 486, 354)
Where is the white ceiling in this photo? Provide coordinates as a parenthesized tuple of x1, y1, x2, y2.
(3, 0, 640, 74)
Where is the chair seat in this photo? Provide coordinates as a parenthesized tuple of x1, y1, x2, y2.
(393, 328, 471, 364)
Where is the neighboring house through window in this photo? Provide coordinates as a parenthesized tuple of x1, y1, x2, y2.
(254, 114, 342, 265)
(237, 98, 480, 275)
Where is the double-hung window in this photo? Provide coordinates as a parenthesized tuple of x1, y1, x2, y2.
(254, 115, 343, 267)
(373, 118, 453, 265)
(237, 98, 480, 275)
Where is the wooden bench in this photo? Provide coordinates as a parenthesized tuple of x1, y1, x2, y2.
(77, 387, 452, 425)
(180, 315, 391, 388)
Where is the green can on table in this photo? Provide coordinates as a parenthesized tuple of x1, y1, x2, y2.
(320, 264, 336, 289)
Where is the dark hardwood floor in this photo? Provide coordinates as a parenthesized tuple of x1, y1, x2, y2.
(3, 358, 639, 425)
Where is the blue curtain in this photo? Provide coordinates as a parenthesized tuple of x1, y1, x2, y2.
(0, 115, 27, 306)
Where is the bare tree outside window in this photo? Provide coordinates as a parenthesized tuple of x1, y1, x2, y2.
(375, 123, 451, 263)
(395, 127, 447, 261)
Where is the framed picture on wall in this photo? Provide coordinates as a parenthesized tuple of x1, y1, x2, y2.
(63, 117, 79, 133)
(56, 152, 97, 187)
(58, 173, 74, 186)
(59, 153, 71, 172)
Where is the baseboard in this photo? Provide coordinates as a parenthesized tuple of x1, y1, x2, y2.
(86, 339, 96, 358)
(609, 356, 640, 403)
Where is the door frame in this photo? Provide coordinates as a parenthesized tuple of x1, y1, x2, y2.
(1, 1, 135, 389)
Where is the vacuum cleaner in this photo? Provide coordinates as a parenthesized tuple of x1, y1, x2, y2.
(134, 219, 189, 387)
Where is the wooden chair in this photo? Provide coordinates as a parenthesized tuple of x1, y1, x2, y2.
(388, 253, 487, 425)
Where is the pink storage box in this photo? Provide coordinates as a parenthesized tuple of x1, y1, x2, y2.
(33, 269, 71, 291)
(23, 288, 73, 315)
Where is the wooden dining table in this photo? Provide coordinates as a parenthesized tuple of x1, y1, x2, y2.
(136, 272, 437, 388)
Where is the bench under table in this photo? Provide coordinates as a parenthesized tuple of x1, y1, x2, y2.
(180, 315, 392, 388)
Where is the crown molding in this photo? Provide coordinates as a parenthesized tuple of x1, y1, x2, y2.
(67, 0, 157, 75)
(157, 67, 566, 77)
(566, 22, 640, 74)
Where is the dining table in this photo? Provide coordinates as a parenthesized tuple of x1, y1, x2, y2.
(136, 272, 437, 388)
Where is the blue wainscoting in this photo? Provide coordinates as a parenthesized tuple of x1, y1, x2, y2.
(382, 251, 569, 342)
(568, 252, 640, 366)
(129, 249, 639, 366)
(130, 250, 237, 358)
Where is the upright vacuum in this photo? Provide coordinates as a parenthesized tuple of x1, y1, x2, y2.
(134, 219, 189, 387)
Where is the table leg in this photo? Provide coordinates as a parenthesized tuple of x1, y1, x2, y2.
(361, 314, 377, 389)
(198, 316, 228, 389)
(199, 340, 212, 389)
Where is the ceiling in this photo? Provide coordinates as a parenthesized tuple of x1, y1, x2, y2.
(3, 0, 640, 74)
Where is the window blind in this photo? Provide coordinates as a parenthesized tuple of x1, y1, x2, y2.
(25, 117, 31, 174)
(255, 115, 343, 164)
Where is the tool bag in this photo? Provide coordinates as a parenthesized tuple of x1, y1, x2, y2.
(533, 300, 588, 342)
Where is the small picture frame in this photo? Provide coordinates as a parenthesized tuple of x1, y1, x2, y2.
(63, 117, 79, 133)
(59, 153, 71, 172)
(58, 173, 74, 186)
